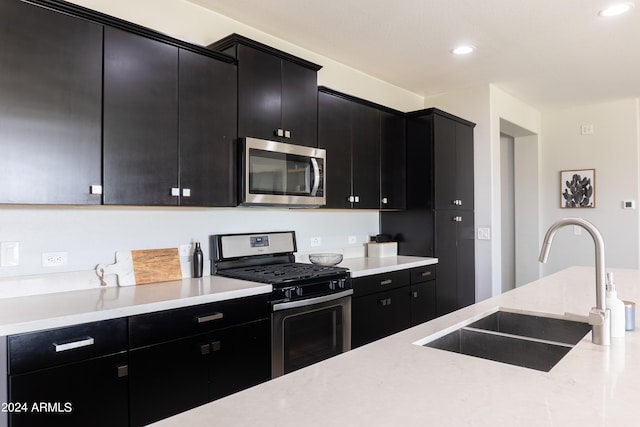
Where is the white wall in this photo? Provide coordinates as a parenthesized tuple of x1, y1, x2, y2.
(539, 98, 640, 275)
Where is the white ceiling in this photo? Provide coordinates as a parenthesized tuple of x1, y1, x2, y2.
(187, 0, 640, 110)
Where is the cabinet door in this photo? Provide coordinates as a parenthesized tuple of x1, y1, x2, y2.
(351, 103, 380, 209)
(129, 319, 270, 426)
(456, 121, 475, 210)
(410, 281, 436, 325)
(208, 319, 271, 401)
(352, 287, 411, 348)
(129, 333, 210, 426)
(0, 0, 102, 204)
(178, 49, 237, 206)
(318, 91, 352, 209)
(380, 111, 406, 210)
(237, 45, 282, 141)
(281, 60, 318, 146)
(433, 114, 458, 210)
(434, 210, 475, 316)
(103, 27, 179, 205)
(9, 352, 128, 427)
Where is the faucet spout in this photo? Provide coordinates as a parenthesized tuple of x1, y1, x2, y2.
(538, 218, 610, 346)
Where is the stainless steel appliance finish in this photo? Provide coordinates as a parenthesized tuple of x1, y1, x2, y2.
(239, 137, 326, 207)
(210, 231, 352, 378)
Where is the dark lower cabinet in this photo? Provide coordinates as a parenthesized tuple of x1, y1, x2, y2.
(8, 353, 129, 427)
(128, 295, 271, 426)
(0, 0, 103, 204)
(410, 266, 437, 325)
(5, 318, 129, 427)
(352, 267, 436, 348)
(129, 319, 270, 426)
(352, 286, 411, 348)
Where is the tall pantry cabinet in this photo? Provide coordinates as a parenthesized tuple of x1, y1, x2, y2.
(381, 108, 475, 316)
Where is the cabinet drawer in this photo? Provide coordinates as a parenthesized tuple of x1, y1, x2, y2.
(8, 318, 127, 375)
(352, 270, 410, 297)
(129, 294, 269, 349)
(410, 265, 436, 284)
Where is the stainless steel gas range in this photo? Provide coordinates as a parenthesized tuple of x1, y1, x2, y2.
(210, 231, 352, 378)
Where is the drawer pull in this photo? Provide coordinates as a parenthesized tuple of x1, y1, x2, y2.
(117, 365, 129, 378)
(421, 271, 432, 277)
(196, 312, 224, 323)
(54, 337, 95, 353)
(380, 279, 393, 286)
(379, 298, 392, 306)
(412, 291, 418, 298)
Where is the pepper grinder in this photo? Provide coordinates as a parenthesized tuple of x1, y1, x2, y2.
(192, 241, 203, 278)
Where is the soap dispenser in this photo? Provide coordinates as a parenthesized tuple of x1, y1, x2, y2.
(606, 272, 626, 338)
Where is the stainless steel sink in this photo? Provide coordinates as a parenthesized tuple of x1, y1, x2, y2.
(420, 310, 591, 372)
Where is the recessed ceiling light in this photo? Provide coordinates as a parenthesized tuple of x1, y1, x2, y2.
(598, 2, 634, 17)
(451, 45, 475, 55)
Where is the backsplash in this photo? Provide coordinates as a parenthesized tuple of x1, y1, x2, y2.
(0, 205, 379, 282)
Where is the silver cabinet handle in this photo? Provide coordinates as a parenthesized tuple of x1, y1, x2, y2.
(380, 279, 393, 286)
(452, 216, 463, 222)
(90, 185, 103, 195)
(171, 187, 180, 197)
(276, 128, 284, 137)
(354, 195, 360, 203)
(284, 130, 291, 138)
(381, 197, 388, 204)
(421, 271, 432, 277)
(348, 195, 355, 203)
(182, 188, 191, 197)
(452, 199, 463, 206)
(117, 365, 129, 378)
(196, 312, 224, 323)
(54, 337, 94, 352)
(379, 298, 392, 306)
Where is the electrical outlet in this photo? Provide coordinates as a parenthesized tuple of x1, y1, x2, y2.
(310, 237, 321, 247)
(42, 252, 68, 267)
(348, 235, 357, 244)
(179, 243, 193, 257)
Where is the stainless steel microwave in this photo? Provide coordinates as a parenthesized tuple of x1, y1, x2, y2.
(239, 137, 326, 207)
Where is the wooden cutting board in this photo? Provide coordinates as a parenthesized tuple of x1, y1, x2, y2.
(96, 248, 182, 286)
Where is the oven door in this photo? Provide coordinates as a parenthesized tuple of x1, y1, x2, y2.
(271, 290, 352, 378)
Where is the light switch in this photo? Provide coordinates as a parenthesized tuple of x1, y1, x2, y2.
(1, 242, 19, 267)
(477, 228, 491, 240)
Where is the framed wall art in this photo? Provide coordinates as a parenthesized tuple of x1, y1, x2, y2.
(560, 169, 595, 208)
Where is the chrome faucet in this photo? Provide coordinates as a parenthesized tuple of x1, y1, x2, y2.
(538, 218, 610, 346)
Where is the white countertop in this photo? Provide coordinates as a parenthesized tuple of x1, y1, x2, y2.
(0, 276, 271, 336)
(153, 266, 640, 427)
(0, 255, 435, 336)
(339, 255, 437, 277)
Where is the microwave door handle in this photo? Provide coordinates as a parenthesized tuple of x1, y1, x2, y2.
(310, 158, 320, 196)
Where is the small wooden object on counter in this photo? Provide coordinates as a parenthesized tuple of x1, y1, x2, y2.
(96, 248, 182, 286)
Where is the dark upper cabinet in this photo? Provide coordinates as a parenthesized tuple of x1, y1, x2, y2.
(380, 111, 406, 210)
(104, 28, 237, 206)
(319, 88, 401, 210)
(178, 49, 237, 207)
(433, 114, 475, 211)
(103, 27, 179, 206)
(0, 0, 103, 204)
(209, 34, 321, 147)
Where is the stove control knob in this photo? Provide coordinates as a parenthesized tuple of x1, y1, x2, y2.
(284, 288, 294, 299)
(338, 278, 346, 289)
(294, 287, 303, 297)
(329, 280, 337, 290)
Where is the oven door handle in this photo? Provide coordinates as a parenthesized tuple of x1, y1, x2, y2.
(272, 289, 353, 312)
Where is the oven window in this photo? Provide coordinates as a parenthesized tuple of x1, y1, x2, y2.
(249, 149, 323, 196)
(283, 305, 343, 374)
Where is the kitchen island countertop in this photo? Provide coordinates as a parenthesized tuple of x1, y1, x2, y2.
(153, 266, 640, 426)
